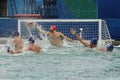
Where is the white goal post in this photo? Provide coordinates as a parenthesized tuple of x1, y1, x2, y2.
(18, 19, 112, 47)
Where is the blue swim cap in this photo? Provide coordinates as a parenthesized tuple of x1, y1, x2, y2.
(106, 43, 114, 52)
(91, 38, 98, 45)
(5, 44, 11, 52)
(28, 37, 35, 43)
(12, 31, 19, 37)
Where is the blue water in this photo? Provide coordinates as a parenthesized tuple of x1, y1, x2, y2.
(0, 44, 120, 80)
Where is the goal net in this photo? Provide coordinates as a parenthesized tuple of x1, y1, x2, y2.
(18, 19, 111, 47)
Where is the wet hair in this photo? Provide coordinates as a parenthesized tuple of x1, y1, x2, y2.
(28, 37, 35, 43)
(106, 43, 114, 52)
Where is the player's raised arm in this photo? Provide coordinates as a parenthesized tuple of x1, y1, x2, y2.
(70, 28, 90, 47)
(27, 21, 48, 35)
(60, 32, 73, 42)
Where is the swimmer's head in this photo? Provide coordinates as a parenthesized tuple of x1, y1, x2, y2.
(28, 37, 35, 43)
(50, 25, 56, 32)
(12, 31, 19, 37)
(106, 43, 114, 52)
(91, 38, 98, 46)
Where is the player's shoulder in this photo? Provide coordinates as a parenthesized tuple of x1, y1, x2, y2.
(58, 32, 63, 34)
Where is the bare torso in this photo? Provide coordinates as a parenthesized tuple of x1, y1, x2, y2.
(13, 37, 23, 50)
(48, 31, 64, 46)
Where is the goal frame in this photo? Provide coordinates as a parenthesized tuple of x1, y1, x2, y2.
(18, 19, 111, 47)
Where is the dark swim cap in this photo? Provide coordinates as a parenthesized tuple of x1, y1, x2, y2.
(28, 37, 35, 43)
(5, 44, 11, 52)
(12, 31, 19, 37)
(106, 43, 114, 52)
(91, 38, 98, 45)
(50, 25, 56, 31)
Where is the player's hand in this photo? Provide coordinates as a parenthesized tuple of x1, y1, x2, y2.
(70, 28, 77, 35)
(27, 22, 36, 28)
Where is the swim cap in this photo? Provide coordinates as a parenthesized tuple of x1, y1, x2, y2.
(5, 44, 11, 52)
(50, 25, 56, 31)
(91, 38, 98, 45)
(106, 43, 114, 52)
(12, 31, 19, 37)
(28, 37, 35, 43)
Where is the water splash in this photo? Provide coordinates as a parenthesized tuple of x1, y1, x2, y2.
(36, 24, 51, 51)
(39, 33, 51, 51)
(62, 38, 69, 47)
(62, 38, 74, 48)
(25, 22, 51, 51)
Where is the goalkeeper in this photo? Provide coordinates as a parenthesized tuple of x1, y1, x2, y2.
(28, 22, 73, 46)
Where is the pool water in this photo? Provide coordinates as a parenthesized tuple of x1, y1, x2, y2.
(0, 43, 120, 80)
